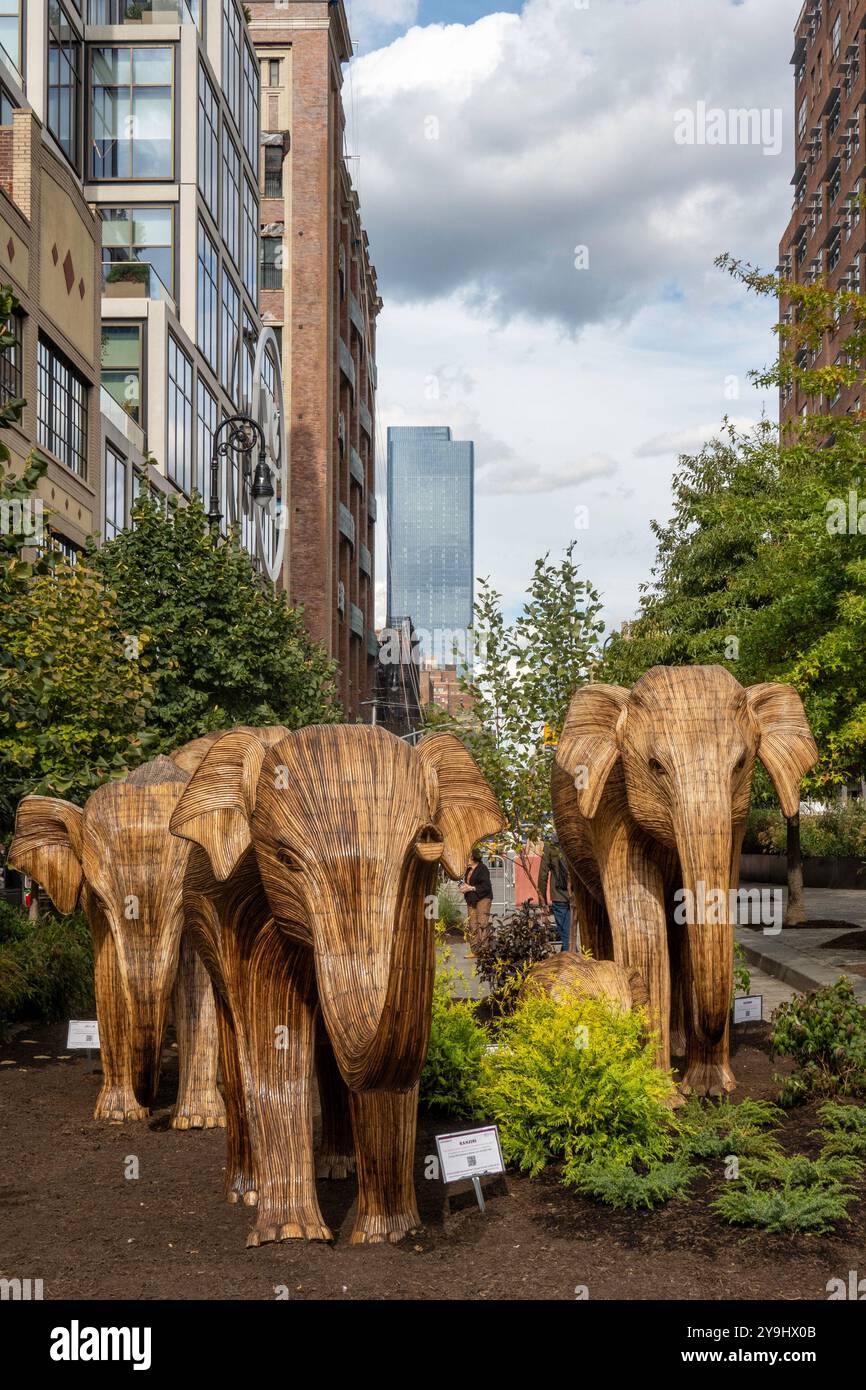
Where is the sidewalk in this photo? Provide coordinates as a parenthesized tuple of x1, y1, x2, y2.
(737, 883, 866, 1002)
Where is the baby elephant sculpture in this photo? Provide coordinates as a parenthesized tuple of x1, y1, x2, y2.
(9, 746, 225, 1127)
(169, 722, 505, 1246)
(552, 666, 818, 1096)
(521, 953, 648, 1013)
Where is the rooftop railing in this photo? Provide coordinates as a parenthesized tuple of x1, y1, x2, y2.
(87, 0, 199, 25)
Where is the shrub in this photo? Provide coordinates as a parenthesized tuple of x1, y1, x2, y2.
(769, 978, 866, 1104)
(744, 802, 866, 859)
(711, 1152, 861, 1235)
(420, 936, 487, 1118)
(675, 1097, 783, 1161)
(575, 1154, 697, 1210)
(474, 900, 558, 1002)
(0, 902, 93, 1037)
(477, 990, 677, 1184)
(732, 941, 751, 1000)
(813, 1101, 866, 1157)
(435, 880, 465, 931)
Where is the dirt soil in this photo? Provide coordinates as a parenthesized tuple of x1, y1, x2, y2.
(1, 1019, 864, 1301)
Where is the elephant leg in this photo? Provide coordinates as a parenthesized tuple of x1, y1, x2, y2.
(680, 920, 736, 1097)
(597, 827, 672, 1078)
(91, 915, 148, 1123)
(571, 879, 610, 958)
(348, 1086, 420, 1245)
(244, 930, 331, 1246)
(170, 931, 226, 1131)
(315, 1012, 355, 1179)
(213, 993, 256, 1205)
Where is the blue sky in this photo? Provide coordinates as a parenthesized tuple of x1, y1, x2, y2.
(342, 0, 802, 628)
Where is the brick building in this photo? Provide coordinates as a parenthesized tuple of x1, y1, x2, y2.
(418, 664, 475, 722)
(248, 0, 381, 719)
(0, 104, 102, 559)
(779, 0, 865, 424)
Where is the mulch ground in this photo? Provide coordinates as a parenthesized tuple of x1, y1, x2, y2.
(1, 1019, 864, 1301)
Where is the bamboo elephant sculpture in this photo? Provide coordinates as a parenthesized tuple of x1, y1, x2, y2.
(521, 952, 648, 1014)
(169, 722, 505, 1247)
(552, 666, 818, 1096)
(8, 744, 225, 1127)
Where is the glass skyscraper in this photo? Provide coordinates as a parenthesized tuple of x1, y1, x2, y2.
(386, 425, 474, 663)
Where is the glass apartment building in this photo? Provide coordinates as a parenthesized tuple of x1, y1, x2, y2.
(0, 1, 275, 560)
(386, 425, 474, 663)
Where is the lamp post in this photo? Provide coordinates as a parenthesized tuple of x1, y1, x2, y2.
(207, 413, 274, 538)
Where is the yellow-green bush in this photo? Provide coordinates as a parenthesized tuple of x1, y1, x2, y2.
(477, 990, 677, 1184)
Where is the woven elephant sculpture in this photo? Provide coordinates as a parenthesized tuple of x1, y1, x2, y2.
(8, 743, 225, 1128)
(169, 722, 505, 1247)
(552, 666, 818, 1096)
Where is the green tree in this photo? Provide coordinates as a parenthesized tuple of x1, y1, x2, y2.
(88, 488, 341, 749)
(435, 543, 604, 878)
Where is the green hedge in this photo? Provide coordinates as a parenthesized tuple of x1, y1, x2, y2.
(0, 900, 94, 1038)
(743, 804, 866, 859)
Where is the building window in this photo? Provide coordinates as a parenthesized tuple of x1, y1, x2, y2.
(220, 268, 239, 397)
(0, 1, 21, 78)
(196, 221, 218, 370)
(832, 14, 841, 62)
(242, 179, 258, 298)
(197, 63, 219, 210)
(829, 166, 841, 204)
(196, 376, 217, 499)
(267, 59, 280, 87)
(241, 310, 255, 411)
(167, 335, 193, 495)
(263, 143, 282, 198)
(221, 129, 240, 265)
(91, 46, 173, 179)
(261, 236, 281, 289)
(222, 0, 241, 121)
(0, 309, 23, 407)
(798, 95, 807, 141)
(104, 442, 127, 541)
(50, 533, 79, 566)
(37, 336, 88, 477)
(242, 41, 258, 170)
(100, 206, 173, 297)
(829, 234, 842, 273)
(48, 1, 82, 170)
(101, 323, 142, 424)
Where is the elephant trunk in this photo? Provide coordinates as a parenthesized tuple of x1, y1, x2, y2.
(127, 998, 168, 1107)
(674, 801, 737, 1096)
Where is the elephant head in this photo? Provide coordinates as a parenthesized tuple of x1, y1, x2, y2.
(555, 667, 817, 1085)
(9, 754, 198, 1110)
(169, 724, 505, 1091)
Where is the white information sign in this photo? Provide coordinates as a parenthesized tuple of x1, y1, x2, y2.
(435, 1125, 504, 1185)
(733, 995, 763, 1025)
(67, 1020, 100, 1049)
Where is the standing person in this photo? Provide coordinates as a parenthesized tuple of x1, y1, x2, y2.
(460, 848, 493, 956)
(538, 835, 571, 951)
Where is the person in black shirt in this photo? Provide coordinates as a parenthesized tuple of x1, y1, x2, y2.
(460, 848, 493, 955)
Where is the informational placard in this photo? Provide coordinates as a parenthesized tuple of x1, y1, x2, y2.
(435, 1125, 504, 1185)
(67, 1020, 100, 1049)
(733, 995, 762, 1025)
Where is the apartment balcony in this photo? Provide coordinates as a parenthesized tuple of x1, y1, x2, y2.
(349, 292, 365, 337)
(367, 629, 379, 659)
(349, 603, 364, 638)
(359, 399, 373, 438)
(103, 260, 171, 302)
(359, 542, 372, 577)
(100, 386, 145, 454)
(349, 447, 365, 489)
(367, 492, 377, 522)
(86, 0, 199, 23)
(338, 501, 355, 546)
(339, 338, 355, 392)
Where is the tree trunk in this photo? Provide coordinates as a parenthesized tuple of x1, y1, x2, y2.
(784, 811, 807, 927)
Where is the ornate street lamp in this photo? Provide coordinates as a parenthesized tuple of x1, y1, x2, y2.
(207, 414, 272, 536)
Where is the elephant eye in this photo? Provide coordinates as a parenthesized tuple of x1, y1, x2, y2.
(275, 846, 303, 872)
(648, 757, 666, 776)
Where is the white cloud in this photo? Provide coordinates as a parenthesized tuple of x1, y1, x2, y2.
(344, 0, 420, 52)
(634, 418, 761, 458)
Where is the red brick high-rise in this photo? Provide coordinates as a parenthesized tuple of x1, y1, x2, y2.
(779, 1, 864, 425)
(248, 1, 381, 719)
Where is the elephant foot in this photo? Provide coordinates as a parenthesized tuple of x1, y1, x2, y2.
(226, 1187, 258, 1206)
(681, 1059, 736, 1097)
(94, 1087, 150, 1124)
(349, 1204, 420, 1246)
(663, 1086, 686, 1109)
(246, 1215, 333, 1247)
(170, 1092, 227, 1131)
(317, 1150, 356, 1180)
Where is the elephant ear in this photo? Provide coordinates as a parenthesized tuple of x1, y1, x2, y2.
(8, 796, 84, 914)
(169, 728, 270, 880)
(555, 684, 629, 819)
(169, 731, 226, 775)
(745, 683, 818, 818)
(416, 732, 506, 879)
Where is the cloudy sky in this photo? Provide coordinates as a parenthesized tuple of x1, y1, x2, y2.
(341, 0, 799, 629)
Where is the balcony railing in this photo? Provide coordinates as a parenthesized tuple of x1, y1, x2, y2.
(88, 0, 200, 23)
(102, 259, 171, 301)
(100, 386, 145, 453)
